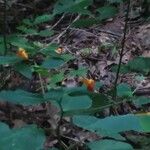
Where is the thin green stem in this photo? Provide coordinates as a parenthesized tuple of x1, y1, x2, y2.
(34, 62, 45, 96)
(113, 0, 131, 100)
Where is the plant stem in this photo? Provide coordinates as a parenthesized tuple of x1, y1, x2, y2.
(34, 62, 45, 96)
(38, 73, 45, 95)
(3, 0, 8, 55)
(113, 0, 130, 100)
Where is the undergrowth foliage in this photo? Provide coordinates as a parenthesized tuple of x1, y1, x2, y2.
(0, 0, 150, 149)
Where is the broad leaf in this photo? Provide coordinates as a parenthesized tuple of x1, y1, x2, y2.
(73, 114, 148, 137)
(40, 43, 59, 55)
(33, 14, 54, 25)
(0, 123, 45, 150)
(53, 0, 93, 15)
(42, 58, 65, 69)
(14, 63, 32, 79)
(72, 18, 101, 28)
(0, 90, 44, 105)
(137, 114, 150, 132)
(87, 139, 133, 150)
(17, 26, 38, 35)
(38, 29, 54, 37)
(44, 88, 64, 101)
(62, 95, 92, 111)
(133, 96, 150, 106)
(9, 36, 34, 50)
(50, 72, 64, 84)
(68, 67, 88, 77)
(128, 57, 150, 74)
(117, 83, 132, 97)
(107, 0, 123, 4)
(0, 56, 21, 65)
(64, 87, 111, 116)
(97, 6, 118, 20)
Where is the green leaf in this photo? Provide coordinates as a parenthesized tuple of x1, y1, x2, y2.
(128, 57, 150, 74)
(33, 14, 54, 25)
(97, 6, 118, 20)
(0, 123, 45, 150)
(40, 43, 59, 55)
(53, 0, 93, 15)
(72, 18, 100, 28)
(137, 114, 150, 132)
(33, 65, 49, 77)
(73, 114, 146, 137)
(69, 67, 88, 77)
(60, 54, 75, 61)
(64, 88, 111, 116)
(0, 90, 44, 105)
(107, 0, 123, 4)
(9, 36, 34, 50)
(44, 88, 64, 101)
(50, 72, 64, 84)
(14, 63, 32, 79)
(42, 58, 65, 69)
(111, 64, 130, 74)
(133, 97, 150, 106)
(117, 83, 132, 97)
(38, 29, 54, 37)
(17, 26, 38, 35)
(62, 95, 92, 111)
(22, 19, 33, 26)
(68, 88, 110, 108)
(87, 139, 133, 150)
(0, 56, 21, 65)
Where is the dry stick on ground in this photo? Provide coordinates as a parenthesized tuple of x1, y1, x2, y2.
(50, 13, 66, 30)
(113, 0, 131, 100)
(50, 14, 81, 44)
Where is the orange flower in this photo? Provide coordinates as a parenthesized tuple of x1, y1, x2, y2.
(17, 48, 28, 60)
(55, 47, 63, 54)
(82, 78, 95, 92)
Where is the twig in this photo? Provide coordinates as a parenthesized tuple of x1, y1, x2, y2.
(3, 0, 8, 55)
(94, 28, 122, 38)
(70, 27, 101, 39)
(113, 0, 131, 100)
(50, 14, 81, 44)
(38, 73, 45, 95)
(50, 13, 66, 30)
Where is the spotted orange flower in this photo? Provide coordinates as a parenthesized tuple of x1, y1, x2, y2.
(17, 48, 28, 60)
(82, 78, 95, 92)
(55, 47, 63, 54)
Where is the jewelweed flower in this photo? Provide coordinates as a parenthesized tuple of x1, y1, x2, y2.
(17, 48, 28, 60)
(82, 78, 95, 92)
(55, 47, 63, 54)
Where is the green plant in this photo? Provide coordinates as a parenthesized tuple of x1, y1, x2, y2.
(0, 0, 150, 149)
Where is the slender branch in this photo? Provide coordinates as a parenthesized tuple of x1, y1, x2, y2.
(3, 0, 8, 55)
(113, 0, 131, 100)
(50, 13, 66, 30)
(50, 14, 81, 44)
(38, 73, 45, 95)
